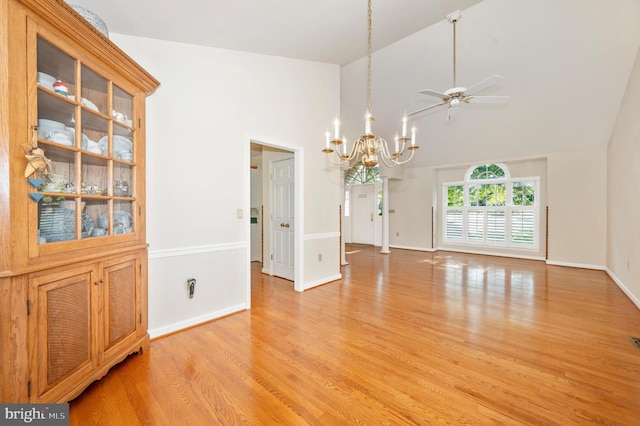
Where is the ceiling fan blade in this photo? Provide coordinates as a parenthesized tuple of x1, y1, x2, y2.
(466, 95, 510, 104)
(417, 89, 449, 100)
(407, 101, 448, 117)
(463, 74, 504, 96)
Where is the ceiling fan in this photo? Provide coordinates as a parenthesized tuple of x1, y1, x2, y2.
(408, 10, 509, 121)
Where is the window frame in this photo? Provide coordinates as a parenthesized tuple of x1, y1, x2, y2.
(442, 164, 540, 250)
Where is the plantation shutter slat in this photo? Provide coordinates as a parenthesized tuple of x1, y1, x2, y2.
(445, 210, 463, 239)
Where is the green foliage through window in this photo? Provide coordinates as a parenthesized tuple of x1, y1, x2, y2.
(512, 181, 535, 206)
(345, 164, 380, 185)
(469, 183, 506, 206)
(447, 185, 464, 207)
(470, 164, 505, 180)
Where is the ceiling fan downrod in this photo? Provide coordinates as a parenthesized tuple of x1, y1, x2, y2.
(447, 9, 462, 88)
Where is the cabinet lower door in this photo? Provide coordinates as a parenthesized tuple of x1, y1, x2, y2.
(30, 265, 96, 402)
(99, 254, 141, 363)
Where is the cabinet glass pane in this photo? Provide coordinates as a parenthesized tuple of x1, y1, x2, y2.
(81, 154, 109, 196)
(37, 91, 75, 144)
(113, 84, 132, 128)
(80, 65, 107, 116)
(81, 112, 108, 155)
(84, 199, 109, 238)
(108, 134, 133, 161)
(113, 200, 134, 235)
(37, 38, 75, 97)
(38, 196, 80, 244)
(114, 163, 133, 197)
(38, 145, 76, 191)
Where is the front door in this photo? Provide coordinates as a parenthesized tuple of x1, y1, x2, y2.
(350, 184, 376, 244)
(271, 157, 294, 280)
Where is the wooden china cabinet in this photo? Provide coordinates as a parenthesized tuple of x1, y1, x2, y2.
(0, 0, 159, 402)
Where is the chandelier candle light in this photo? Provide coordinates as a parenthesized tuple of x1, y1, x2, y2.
(323, 0, 418, 168)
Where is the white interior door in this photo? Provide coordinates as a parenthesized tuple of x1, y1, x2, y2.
(271, 157, 294, 280)
(350, 184, 376, 244)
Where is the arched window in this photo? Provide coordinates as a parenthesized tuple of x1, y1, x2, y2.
(469, 163, 506, 180)
(443, 163, 539, 248)
(345, 164, 381, 185)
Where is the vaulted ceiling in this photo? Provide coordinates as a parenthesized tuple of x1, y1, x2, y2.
(68, 0, 640, 168)
(64, 0, 485, 65)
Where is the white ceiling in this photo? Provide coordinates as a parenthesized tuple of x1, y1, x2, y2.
(67, 0, 640, 169)
(65, 0, 485, 65)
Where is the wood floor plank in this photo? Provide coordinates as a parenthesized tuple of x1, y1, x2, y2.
(70, 245, 640, 425)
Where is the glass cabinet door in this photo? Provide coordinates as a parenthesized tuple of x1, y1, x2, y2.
(35, 36, 136, 247)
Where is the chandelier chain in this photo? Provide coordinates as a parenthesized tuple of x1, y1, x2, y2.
(367, 0, 372, 113)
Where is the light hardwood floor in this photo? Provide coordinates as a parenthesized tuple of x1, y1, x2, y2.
(70, 245, 640, 425)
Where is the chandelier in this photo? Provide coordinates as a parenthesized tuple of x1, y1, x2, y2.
(323, 0, 419, 169)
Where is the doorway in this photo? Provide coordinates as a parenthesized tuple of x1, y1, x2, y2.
(248, 140, 302, 300)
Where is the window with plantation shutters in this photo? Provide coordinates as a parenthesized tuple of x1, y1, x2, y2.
(443, 164, 539, 249)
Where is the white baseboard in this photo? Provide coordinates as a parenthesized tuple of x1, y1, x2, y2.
(303, 274, 342, 291)
(545, 260, 605, 271)
(435, 246, 546, 261)
(389, 245, 435, 252)
(605, 268, 640, 310)
(148, 303, 247, 339)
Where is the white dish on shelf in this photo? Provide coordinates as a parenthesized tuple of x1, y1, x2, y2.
(82, 98, 99, 112)
(37, 72, 56, 90)
(38, 119, 65, 133)
(97, 135, 132, 156)
(47, 130, 74, 146)
(118, 151, 133, 162)
(67, 127, 90, 147)
(86, 140, 102, 154)
(68, 95, 99, 112)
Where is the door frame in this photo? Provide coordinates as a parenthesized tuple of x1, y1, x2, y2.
(245, 136, 304, 307)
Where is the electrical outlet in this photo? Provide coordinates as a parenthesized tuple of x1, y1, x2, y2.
(187, 278, 196, 298)
(318, 253, 323, 261)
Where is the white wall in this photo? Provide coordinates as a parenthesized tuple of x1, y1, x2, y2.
(389, 166, 435, 251)
(607, 46, 640, 307)
(110, 34, 341, 336)
(547, 148, 607, 269)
